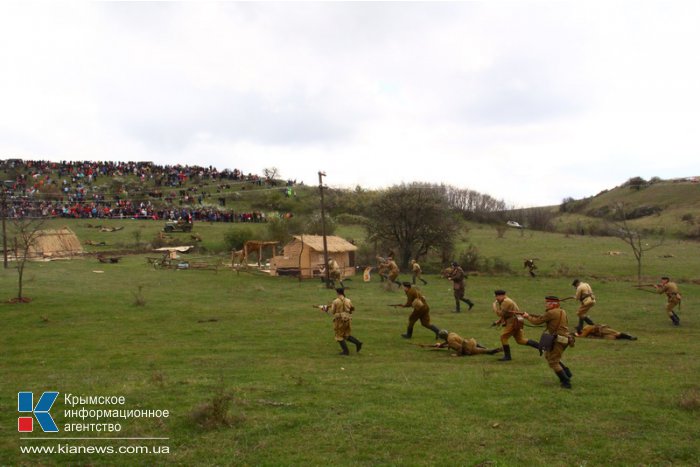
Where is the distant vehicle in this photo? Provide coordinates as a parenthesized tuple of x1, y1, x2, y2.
(506, 220, 524, 229)
(163, 220, 193, 233)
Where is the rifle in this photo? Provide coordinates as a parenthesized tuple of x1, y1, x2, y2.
(633, 283, 657, 288)
(312, 304, 329, 314)
(409, 342, 445, 349)
(388, 304, 404, 308)
(560, 296, 575, 301)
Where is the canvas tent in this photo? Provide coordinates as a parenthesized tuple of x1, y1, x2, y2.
(271, 235, 357, 278)
(26, 228, 83, 259)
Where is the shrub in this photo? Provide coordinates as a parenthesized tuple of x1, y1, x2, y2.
(224, 227, 253, 251)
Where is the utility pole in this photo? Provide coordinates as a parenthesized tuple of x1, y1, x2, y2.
(1, 182, 8, 269)
(318, 171, 331, 288)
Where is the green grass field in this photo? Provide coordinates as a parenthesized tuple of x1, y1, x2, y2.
(1, 219, 699, 466)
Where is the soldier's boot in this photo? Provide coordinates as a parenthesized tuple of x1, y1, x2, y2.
(453, 299, 461, 313)
(412, 277, 416, 285)
(465, 298, 475, 311)
(576, 318, 585, 334)
(338, 340, 350, 356)
(498, 345, 512, 361)
(618, 332, 637, 340)
(488, 348, 503, 355)
(556, 370, 572, 389)
(401, 326, 414, 339)
(428, 324, 441, 340)
(347, 336, 363, 353)
(671, 312, 680, 326)
(420, 277, 428, 285)
(339, 280, 345, 288)
(584, 316, 595, 325)
(560, 362, 573, 379)
(525, 339, 541, 351)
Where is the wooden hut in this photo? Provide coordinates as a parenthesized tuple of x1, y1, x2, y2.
(271, 235, 357, 278)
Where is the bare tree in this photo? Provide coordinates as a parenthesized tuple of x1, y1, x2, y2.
(263, 167, 280, 180)
(11, 217, 46, 303)
(612, 203, 664, 282)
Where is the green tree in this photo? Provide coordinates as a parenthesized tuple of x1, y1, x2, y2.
(366, 183, 458, 269)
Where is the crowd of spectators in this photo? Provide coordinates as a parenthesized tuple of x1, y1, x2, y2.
(1, 159, 293, 222)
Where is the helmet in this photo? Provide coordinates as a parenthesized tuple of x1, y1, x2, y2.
(438, 329, 449, 339)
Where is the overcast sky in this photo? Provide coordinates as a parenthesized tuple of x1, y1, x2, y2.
(2, 2, 699, 207)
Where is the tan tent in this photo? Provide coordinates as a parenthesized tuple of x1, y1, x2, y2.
(271, 235, 357, 278)
(27, 228, 83, 259)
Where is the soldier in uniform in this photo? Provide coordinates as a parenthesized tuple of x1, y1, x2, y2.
(655, 276, 681, 326)
(386, 257, 402, 287)
(447, 261, 474, 312)
(575, 324, 637, 340)
(571, 279, 596, 333)
(523, 296, 573, 389)
(410, 259, 428, 285)
(436, 329, 502, 356)
(328, 288, 363, 355)
(492, 290, 540, 361)
(327, 258, 344, 288)
(376, 256, 389, 282)
(397, 282, 441, 340)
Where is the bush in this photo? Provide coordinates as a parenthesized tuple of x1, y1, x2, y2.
(224, 227, 253, 251)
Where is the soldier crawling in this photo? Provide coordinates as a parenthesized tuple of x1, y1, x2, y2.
(435, 330, 502, 356)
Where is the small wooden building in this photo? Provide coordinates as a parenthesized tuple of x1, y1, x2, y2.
(271, 235, 357, 278)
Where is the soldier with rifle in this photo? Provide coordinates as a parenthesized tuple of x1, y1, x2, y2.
(522, 296, 574, 389)
(571, 279, 597, 334)
(635, 276, 682, 326)
(575, 324, 637, 340)
(393, 282, 441, 340)
(447, 261, 474, 312)
(434, 329, 502, 356)
(316, 288, 363, 355)
(492, 289, 541, 361)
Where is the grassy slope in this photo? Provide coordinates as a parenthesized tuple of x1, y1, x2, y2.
(1, 221, 699, 466)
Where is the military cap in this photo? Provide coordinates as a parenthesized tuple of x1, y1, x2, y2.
(661, 276, 670, 281)
(494, 289, 506, 295)
(402, 281, 412, 287)
(545, 295, 560, 302)
(335, 288, 345, 294)
(571, 279, 580, 286)
(451, 261, 458, 267)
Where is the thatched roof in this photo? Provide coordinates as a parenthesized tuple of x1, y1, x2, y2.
(29, 228, 83, 258)
(292, 235, 357, 252)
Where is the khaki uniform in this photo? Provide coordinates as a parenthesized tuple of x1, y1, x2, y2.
(444, 332, 492, 356)
(658, 281, 681, 314)
(387, 259, 400, 283)
(448, 266, 467, 299)
(404, 287, 432, 328)
(574, 282, 596, 318)
(579, 324, 619, 339)
(328, 259, 342, 283)
(411, 260, 427, 285)
(493, 297, 529, 346)
(526, 307, 569, 372)
(330, 296, 354, 341)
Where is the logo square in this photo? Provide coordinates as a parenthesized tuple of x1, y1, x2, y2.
(18, 417, 33, 432)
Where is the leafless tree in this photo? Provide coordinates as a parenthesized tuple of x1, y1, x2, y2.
(263, 167, 280, 180)
(11, 217, 46, 303)
(611, 203, 664, 282)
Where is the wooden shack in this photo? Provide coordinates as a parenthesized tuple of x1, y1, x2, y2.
(271, 235, 357, 278)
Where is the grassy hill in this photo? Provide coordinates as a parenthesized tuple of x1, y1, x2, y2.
(552, 177, 700, 238)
